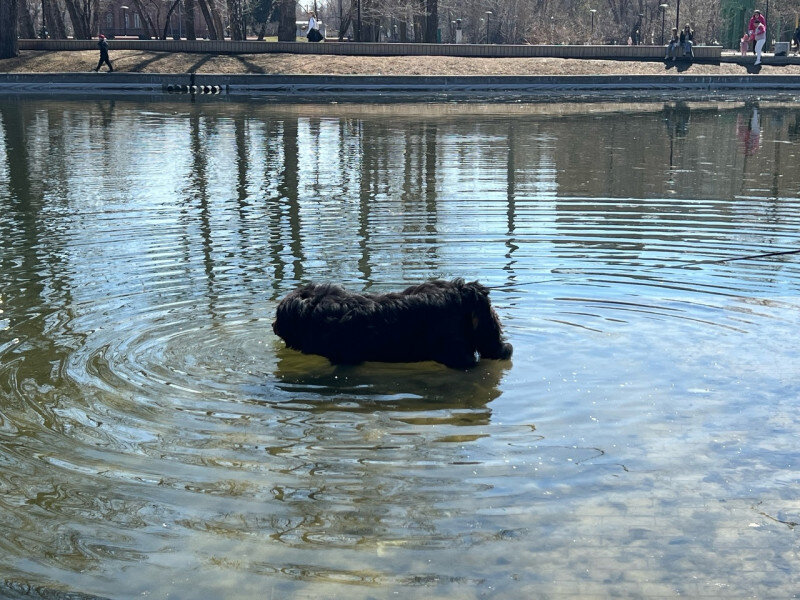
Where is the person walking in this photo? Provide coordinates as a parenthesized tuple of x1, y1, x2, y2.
(792, 25, 800, 55)
(306, 12, 323, 42)
(93, 34, 113, 72)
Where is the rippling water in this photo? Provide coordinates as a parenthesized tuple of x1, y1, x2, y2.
(1, 97, 800, 599)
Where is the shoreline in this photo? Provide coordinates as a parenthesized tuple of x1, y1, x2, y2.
(4, 72, 800, 98)
(4, 49, 800, 97)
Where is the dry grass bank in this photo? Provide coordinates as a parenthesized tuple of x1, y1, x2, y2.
(2, 49, 798, 76)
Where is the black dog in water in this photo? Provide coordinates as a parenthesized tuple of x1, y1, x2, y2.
(272, 278, 513, 369)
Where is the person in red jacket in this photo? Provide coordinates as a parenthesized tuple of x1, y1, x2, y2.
(747, 9, 766, 56)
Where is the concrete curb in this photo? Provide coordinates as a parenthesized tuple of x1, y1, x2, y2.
(18, 39, 723, 60)
(2, 72, 800, 96)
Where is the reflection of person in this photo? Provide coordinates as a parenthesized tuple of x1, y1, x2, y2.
(93, 34, 113, 72)
(664, 102, 691, 139)
(680, 24, 693, 59)
(737, 107, 761, 156)
(665, 28, 680, 60)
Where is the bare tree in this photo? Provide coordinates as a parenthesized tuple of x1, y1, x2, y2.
(63, 0, 99, 38)
(227, 0, 246, 38)
(274, 0, 296, 40)
(162, 0, 181, 38)
(197, 0, 226, 38)
(0, 0, 19, 57)
(43, 0, 68, 38)
(18, 0, 36, 38)
(129, 0, 159, 37)
(184, 0, 197, 38)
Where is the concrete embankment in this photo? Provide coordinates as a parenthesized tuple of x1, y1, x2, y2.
(3, 72, 800, 97)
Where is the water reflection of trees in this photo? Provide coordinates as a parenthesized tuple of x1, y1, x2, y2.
(5, 100, 800, 306)
(0, 99, 74, 393)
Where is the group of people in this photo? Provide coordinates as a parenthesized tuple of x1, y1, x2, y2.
(665, 24, 694, 61)
(90, 6, 788, 72)
(739, 9, 767, 65)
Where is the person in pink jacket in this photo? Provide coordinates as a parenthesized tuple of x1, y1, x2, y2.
(740, 31, 750, 56)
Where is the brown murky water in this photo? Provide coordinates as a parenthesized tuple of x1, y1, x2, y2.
(1, 97, 800, 599)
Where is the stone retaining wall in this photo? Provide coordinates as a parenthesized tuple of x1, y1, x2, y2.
(18, 39, 722, 60)
(4, 72, 800, 96)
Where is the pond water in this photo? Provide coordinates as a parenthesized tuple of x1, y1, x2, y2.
(1, 96, 800, 599)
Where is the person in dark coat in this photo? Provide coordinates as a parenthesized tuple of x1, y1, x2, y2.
(94, 34, 113, 72)
(679, 24, 694, 59)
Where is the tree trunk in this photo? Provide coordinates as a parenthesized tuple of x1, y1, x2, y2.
(424, 0, 437, 42)
(42, 0, 68, 38)
(227, 0, 245, 39)
(0, 0, 19, 58)
(18, 0, 36, 38)
(130, 0, 158, 38)
(276, 0, 295, 41)
(162, 0, 181, 39)
(207, 0, 226, 38)
(196, 0, 225, 39)
(184, 0, 196, 39)
(413, 12, 424, 42)
(63, 0, 98, 39)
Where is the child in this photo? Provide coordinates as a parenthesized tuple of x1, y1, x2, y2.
(740, 31, 750, 57)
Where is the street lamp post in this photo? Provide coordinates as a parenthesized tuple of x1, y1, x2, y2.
(356, 0, 361, 41)
(485, 11, 492, 44)
(675, 0, 680, 31)
(659, 3, 668, 45)
(121, 5, 129, 37)
(590, 9, 596, 40)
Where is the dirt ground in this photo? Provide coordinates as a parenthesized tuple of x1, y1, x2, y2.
(3, 49, 800, 76)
